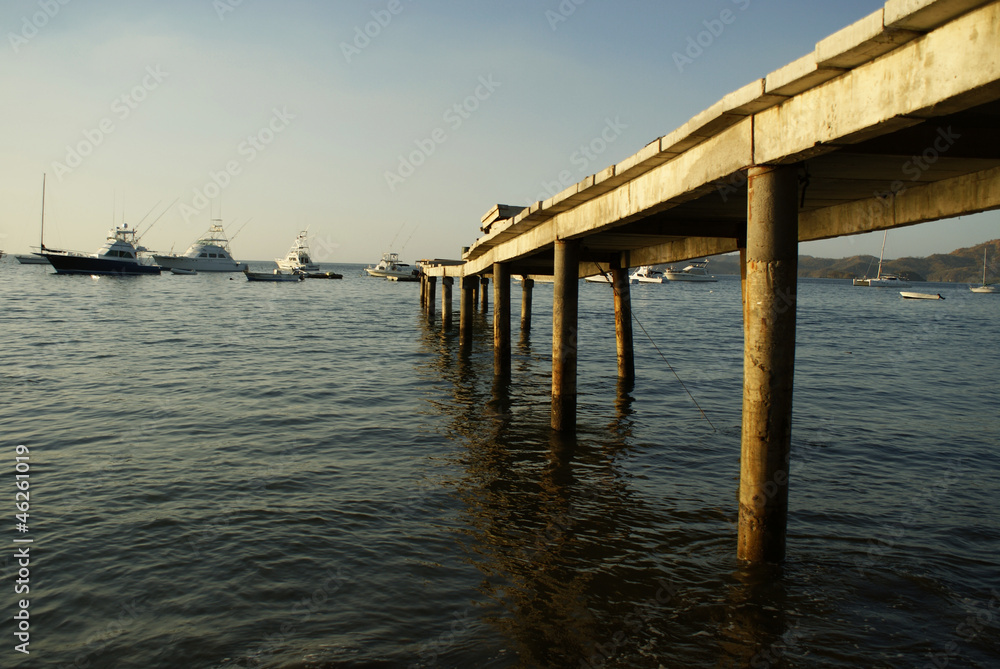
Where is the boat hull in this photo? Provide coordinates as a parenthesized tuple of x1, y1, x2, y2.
(15, 254, 50, 265)
(664, 274, 716, 282)
(900, 291, 944, 300)
(365, 268, 418, 279)
(244, 270, 304, 282)
(970, 285, 998, 293)
(41, 253, 161, 275)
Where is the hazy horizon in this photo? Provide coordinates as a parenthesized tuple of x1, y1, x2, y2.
(3, 0, 998, 264)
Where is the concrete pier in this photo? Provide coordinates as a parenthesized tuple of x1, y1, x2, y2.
(493, 263, 511, 378)
(738, 165, 799, 563)
(480, 277, 490, 313)
(418, 0, 1000, 563)
(552, 240, 580, 432)
(612, 266, 635, 384)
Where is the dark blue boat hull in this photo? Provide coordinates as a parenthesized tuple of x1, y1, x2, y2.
(41, 253, 161, 276)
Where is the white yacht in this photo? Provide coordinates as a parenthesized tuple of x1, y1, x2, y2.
(585, 271, 637, 284)
(630, 265, 667, 283)
(664, 260, 717, 282)
(152, 221, 245, 272)
(276, 232, 320, 273)
(365, 252, 418, 279)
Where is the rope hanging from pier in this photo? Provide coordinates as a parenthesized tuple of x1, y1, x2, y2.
(597, 264, 717, 432)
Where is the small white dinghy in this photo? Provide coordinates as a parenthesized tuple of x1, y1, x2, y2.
(170, 268, 197, 275)
(900, 291, 944, 300)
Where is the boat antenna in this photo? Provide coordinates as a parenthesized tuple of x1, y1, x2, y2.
(135, 200, 162, 229)
(400, 223, 421, 253)
(39, 173, 46, 251)
(136, 197, 180, 242)
(230, 218, 253, 242)
(387, 220, 407, 250)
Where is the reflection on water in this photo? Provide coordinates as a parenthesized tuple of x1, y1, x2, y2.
(414, 278, 1000, 668)
(4, 265, 998, 668)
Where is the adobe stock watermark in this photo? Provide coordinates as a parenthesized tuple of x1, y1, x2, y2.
(50, 65, 169, 182)
(673, 0, 753, 73)
(8, 0, 72, 53)
(179, 107, 295, 223)
(213, 0, 244, 21)
(546, 0, 587, 31)
(523, 117, 628, 205)
(874, 126, 961, 206)
(384, 75, 501, 192)
(341, 0, 413, 64)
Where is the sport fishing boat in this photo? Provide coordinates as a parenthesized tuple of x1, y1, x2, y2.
(365, 252, 418, 279)
(276, 231, 320, 273)
(41, 223, 161, 275)
(152, 220, 245, 272)
(33, 174, 160, 275)
(630, 265, 667, 283)
(663, 260, 717, 282)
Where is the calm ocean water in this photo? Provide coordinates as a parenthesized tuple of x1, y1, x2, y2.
(2, 258, 998, 668)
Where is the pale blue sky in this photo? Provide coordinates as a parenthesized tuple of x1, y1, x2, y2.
(2, 0, 997, 263)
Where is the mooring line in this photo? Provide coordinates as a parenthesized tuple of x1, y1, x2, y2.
(598, 264, 718, 432)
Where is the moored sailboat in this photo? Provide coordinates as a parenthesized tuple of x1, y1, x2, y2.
(970, 248, 998, 293)
(853, 230, 909, 287)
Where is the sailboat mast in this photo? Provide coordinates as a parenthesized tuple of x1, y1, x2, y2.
(39, 173, 46, 250)
(876, 230, 887, 279)
(984, 249, 988, 286)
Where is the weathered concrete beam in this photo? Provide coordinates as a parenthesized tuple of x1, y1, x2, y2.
(884, 0, 995, 31)
(816, 9, 921, 69)
(800, 164, 1000, 240)
(755, 2, 1000, 164)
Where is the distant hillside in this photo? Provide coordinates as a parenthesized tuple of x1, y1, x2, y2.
(699, 239, 999, 283)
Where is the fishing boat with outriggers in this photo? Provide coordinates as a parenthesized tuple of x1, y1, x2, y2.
(33, 175, 161, 276)
(630, 265, 667, 283)
(663, 260, 717, 282)
(152, 220, 246, 272)
(365, 251, 419, 280)
(276, 231, 320, 273)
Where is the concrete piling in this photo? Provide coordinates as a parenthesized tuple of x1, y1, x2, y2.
(552, 240, 580, 432)
(612, 266, 635, 384)
(738, 164, 799, 563)
(493, 263, 511, 378)
(460, 274, 475, 351)
(426, 276, 437, 322)
(442, 276, 454, 329)
(520, 276, 534, 337)
(480, 277, 490, 313)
